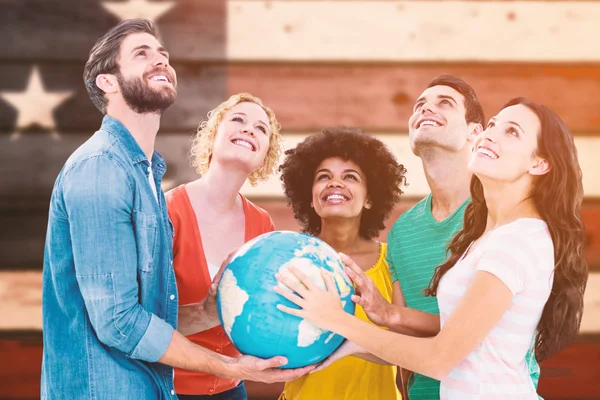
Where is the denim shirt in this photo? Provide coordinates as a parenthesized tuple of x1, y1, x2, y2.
(41, 116, 178, 399)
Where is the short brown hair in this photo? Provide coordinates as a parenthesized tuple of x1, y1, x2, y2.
(427, 75, 485, 126)
(83, 19, 158, 114)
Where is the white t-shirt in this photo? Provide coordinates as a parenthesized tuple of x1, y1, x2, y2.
(147, 161, 158, 202)
(437, 218, 554, 399)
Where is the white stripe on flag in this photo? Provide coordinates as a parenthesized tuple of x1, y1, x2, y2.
(0, 271, 598, 332)
(239, 134, 600, 198)
(228, 1, 600, 62)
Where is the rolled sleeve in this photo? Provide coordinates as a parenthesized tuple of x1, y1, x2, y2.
(63, 155, 171, 362)
(129, 314, 174, 362)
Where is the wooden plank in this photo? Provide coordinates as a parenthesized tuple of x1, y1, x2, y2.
(0, 270, 599, 331)
(4, 200, 600, 274)
(0, 339, 598, 399)
(1, 222, 599, 330)
(582, 206, 600, 277)
(0, 272, 42, 331)
(4, 63, 600, 134)
(227, 1, 600, 62)
(580, 273, 600, 334)
(0, 63, 227, 133)
(228, 64, 600, 134)
(0, 133, 195, 202)
(242, 134, 600, 199)
(264, 201, 600, 272)
(245, 343, 600, 399)
(0, 0, 226, 62)
(0, 209, 48, 270)
(0, 340, 43, 399)
(5, 1, 600, 63)
(2, 133, 600, 201)
(0, 0, 121, 62)
(0, 200, 407, 271)
(537, 344, 600, 399)
(254, 341, 600, 399)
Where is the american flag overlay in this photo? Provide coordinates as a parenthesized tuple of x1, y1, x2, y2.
(0, 1, 599, 398)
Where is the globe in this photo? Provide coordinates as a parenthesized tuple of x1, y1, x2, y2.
(215, 230, 356, 368)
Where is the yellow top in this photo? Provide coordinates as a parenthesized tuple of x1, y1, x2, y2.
(280, 243, 402, 400)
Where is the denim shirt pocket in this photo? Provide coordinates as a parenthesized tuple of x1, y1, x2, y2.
(132, 210, 158, 272)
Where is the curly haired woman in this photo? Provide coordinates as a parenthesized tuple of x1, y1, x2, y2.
(166, 93, 286, 400)
(278, 126, 407, 400)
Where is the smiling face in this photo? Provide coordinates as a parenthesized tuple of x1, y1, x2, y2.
(113, 32, 177, 114)
(469, 104, 549, 182)
(311, 157, 370, 221)
(210, 101, 271, 174)
(408, 85, 474, 155)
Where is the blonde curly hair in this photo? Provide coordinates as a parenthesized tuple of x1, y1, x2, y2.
(190, 93, 283, 186)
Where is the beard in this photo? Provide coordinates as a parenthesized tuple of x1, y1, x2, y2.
(116, 71, 177, 115)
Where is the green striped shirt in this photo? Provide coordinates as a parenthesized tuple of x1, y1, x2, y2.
(386, 194, 541, 400)
(387, 194, 468, 400)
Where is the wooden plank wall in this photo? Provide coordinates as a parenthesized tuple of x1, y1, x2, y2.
(1, 1, 600, 399)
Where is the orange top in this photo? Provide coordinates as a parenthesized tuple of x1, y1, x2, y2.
(166, 184, 275, 395)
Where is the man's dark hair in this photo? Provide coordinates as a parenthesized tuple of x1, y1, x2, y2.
(427, 75, 485, 125)
(83, 19, 158, 114)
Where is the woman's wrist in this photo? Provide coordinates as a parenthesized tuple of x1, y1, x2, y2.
(385, 303, 403, 329)
(332, 311, 362, 340)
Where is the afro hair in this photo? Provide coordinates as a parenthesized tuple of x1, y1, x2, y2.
(279, 127, 407, 239)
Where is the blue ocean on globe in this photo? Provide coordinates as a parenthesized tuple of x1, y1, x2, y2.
(216, 230, 356, 368)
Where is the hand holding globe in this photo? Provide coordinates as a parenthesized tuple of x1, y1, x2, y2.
(216, 231, 356, 369)
(274, 265, 347, 333)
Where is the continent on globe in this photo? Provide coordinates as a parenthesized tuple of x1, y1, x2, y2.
(215, 231, 356, 368)
(218, 269, 249, 336)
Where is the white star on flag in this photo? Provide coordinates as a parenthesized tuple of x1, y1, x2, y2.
(0, 66, 73, 139)
(102, 0, 176, 22)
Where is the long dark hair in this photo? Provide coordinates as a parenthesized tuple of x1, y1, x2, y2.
(425, 98, 588, 361)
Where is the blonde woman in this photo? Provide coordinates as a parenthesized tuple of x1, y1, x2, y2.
(166, 93, 284, 399)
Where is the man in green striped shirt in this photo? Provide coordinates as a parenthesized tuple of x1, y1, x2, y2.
(385, 76, 540, 399)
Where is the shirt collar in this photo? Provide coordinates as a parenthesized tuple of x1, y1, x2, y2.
(100, 115, 167, 173)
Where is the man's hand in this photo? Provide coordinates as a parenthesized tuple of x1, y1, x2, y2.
(159, 330, 315, 381)
(233, 355, 315, 383)
(200, 251, 234, 323)
(341, 253, 393, 327)
(212, 249, 236, 288)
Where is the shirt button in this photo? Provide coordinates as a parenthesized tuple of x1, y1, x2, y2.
(171, 390, 175, 396)
(170, 294, 175, 300)
(216, 348, 221, 353)
(170, 260, 173, 266)
(216, 331, 220, 336)
(209, 388, 214, 394)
